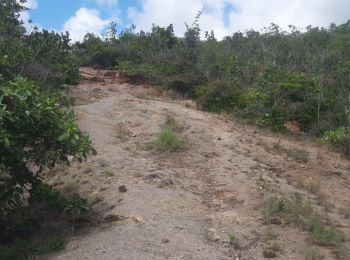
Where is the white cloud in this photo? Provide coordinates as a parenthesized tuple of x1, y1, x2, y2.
(18, 0, 39, 32)
(128, 0, 208, 36)
(128, 0, 350, 38)
(228, 0, 350, 33)
(23, 0, 38, 9)
(63, 8, 110, 41)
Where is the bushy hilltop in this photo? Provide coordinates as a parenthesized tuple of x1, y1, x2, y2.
(75, 17, 350, 155)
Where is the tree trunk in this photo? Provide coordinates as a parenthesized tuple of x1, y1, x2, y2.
(347, 92, 350, 128)
(317, 100, 321, 129)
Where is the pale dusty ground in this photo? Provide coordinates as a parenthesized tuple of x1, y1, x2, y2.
(43, 68, 350, 260)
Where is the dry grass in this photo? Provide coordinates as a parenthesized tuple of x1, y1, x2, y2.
(338, 203, 350, 219)
(271, 142, 309, 163)
(264, 230, 278, 241)
(304, 247, 324, 260)
(115, 121, 131, 141)
(132, 88, 160, 100)
(293, 177, 334, 211)
(163, 113, 184, 132)
(101, 169, 115, 177)
(263, 194, 344, 247)
(316, 193, 333, 212)
(256, 174, 276, 192)
(294, 177, 320, 195)
(83, 167, 93, 174)
(264, 240, 283, 253)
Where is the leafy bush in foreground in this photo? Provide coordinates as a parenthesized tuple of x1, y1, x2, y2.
(0, 77, 95, 222)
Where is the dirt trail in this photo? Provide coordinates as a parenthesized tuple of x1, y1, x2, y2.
(46, 69, 350, 260)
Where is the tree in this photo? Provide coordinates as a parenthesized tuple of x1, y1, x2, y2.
(333, 60, 350, 127)
(106, 22, 118, 43)
(183, 11, 201, 68)
(0, 0, 29, 78)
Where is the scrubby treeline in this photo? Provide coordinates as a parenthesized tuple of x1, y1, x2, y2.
(0, 1, 80, 85)
(75, 15, 350, 155)
(0, 0, 94, 248)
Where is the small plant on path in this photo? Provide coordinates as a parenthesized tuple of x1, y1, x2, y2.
(146, 114, 185, 153)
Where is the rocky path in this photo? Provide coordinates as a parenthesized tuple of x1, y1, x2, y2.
(46, 69, 350, 260)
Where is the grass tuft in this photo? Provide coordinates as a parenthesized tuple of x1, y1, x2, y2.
(338, 203, 350, 219)
(101, 169, 115, 176)
(147, 127, 184, 153)
(229, 233, 240, 249)
(263, 194, 344, 247)
(308, 214, 344, 246)
(265, 240, 283, 253)
(114, 121, 130, 141)
(304, 247, 324, 260)
(163, 113, 184, 132)
(146, 114, 185, 153)
(271, 143, 309, 163)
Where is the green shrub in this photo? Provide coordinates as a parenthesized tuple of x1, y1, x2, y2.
(22, 30, 81, 87)
(308, 214, 344, 246)
(0, 77, 95, 222)
(229, 233, 240, 248)
(263, 196, 285, 220)
(255, 108, 287, 131)
(264, 195, 314, 226)
(323, 127, 350, 157)
(238, 89, 269, 114)
(194, 81, 241, 112)
(159, 64, 183, 76)
(118, 61, 163, 84)
(62, 195, 92, 221)
(91, 46, 119, 68)
(263, 194, 344, 247)
(147, 127, 184, 153)
(163, 114, 183, 132)
(167, 74, 198, 96)
(56, 53, 81, 85)
(1, 186, 93, 260)
(265, 240, 283, 253)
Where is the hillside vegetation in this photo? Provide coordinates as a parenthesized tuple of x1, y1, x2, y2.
(0, 1, 94, 257)
(75, 15, 350, 155)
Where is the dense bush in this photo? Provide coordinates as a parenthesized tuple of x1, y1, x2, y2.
(0, 1, 95, 257)
(73, 33, 120, 68)
(91, 46, 119, 68)
(0, 0, 80, 86)
(323, 127, 350, 157)
(0, 76, 95, 222)
(194, 81, 241, 112)
(118, 61, 162, 83)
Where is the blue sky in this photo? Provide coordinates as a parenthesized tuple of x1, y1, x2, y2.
(23, 0, 350, 41)
(29, 0, 139, 29)
(28, 0, 137, 32)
